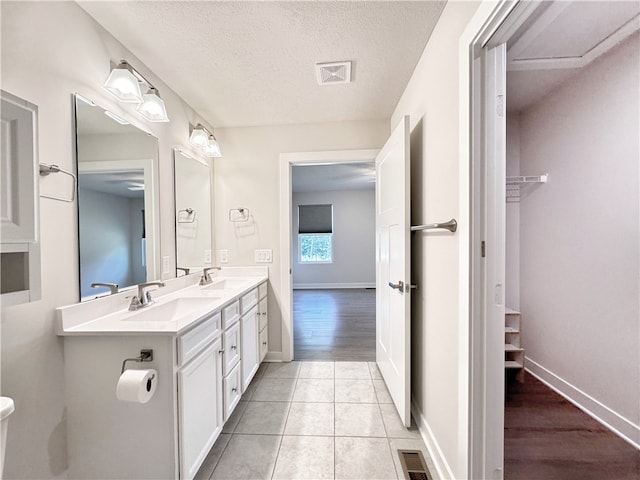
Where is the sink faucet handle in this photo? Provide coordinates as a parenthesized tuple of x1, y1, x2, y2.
(136, 281, 166, 308)
(200, 267, 222, 286)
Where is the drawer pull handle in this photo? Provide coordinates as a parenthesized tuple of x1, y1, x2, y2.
(231, 345, 237, 350)
(232, 387, 237, 393)
(262, 341, 267, 345)
(218, 350, 224, 355)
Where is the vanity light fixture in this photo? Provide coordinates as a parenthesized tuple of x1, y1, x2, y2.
(103, 60, 170, 122)
(136, 87, 169, 123)
(189, 124, 222, 157)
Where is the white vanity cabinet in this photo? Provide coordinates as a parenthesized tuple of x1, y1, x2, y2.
(257, 282, 268, 362)
(59, 274, 269, 480)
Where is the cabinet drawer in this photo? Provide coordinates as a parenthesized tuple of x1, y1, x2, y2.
(177, 312, 221, 366)
(258, 297, 268, 331)
(240, 288, 258, 314)
(258, 282, 267, 300)
(222, 300, 240, 329)
(259, 326, 268, 363)
(223, 362, 242, 421)
(223, 322, 241, 375)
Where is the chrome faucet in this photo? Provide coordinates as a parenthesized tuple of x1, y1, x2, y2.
(199, 266, 222, 286)
(129, 281, 165, 311)
(176, 267, 190, 276)
(90, 282, 119, 294)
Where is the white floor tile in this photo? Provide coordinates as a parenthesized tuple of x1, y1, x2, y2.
(298, 361, 335, 379)
(252, 377, 297, 402)
(335, 361, 371, 379)
(335, 403, 386, 437)
(379, 404, 422, 439)
(263, 361, 301, 378)
(272, 436, 334, 480)
(335, 378, 377, 403)
(222, 400, 248, 434)
(335, 437, 398, 480)
(234, 401, 290, 435)
(292, 378, 334, 403)
(373, 379, 394, 404)
(211, 434, 281, 479)
(284, 402, 334, 436)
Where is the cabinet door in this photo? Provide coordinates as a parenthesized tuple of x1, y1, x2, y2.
(241, 305, 259, 392)
(178, 339, 223, 480)
(223, 322, 241, 375)
(224, 361, 242, 421)
(259, 326, 268, 363)
(258, 297, 268, 331)
(1, 92, 38, 244)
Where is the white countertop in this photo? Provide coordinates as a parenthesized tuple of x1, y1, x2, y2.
(56, 268, 268, 336)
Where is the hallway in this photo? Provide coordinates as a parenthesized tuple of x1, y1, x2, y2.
(194, 361, 433, 480)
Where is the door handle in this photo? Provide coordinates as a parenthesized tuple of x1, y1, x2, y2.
(388, 281, 404, 291)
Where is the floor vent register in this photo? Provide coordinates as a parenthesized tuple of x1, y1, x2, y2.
(397, 450, 432, 480)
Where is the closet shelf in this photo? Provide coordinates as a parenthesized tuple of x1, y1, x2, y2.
(505, 360, 524, 369)
(505, 327, 519, 334)
(505, 343, 524, 352)
(506, 174, 548, 184)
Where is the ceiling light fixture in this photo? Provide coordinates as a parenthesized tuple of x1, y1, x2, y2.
(189, 124, 222, 158)
(103, 60, 170, 122)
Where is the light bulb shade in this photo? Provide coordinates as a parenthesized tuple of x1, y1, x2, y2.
(136, 89, 169, 122)
(202, 135, 222, 157)
(189, 125, 209, 147)
(103, 64, 143, 103)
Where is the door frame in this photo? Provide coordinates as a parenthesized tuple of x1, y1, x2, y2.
(278, 149, 380, 362)
(466, 1, 540, 478)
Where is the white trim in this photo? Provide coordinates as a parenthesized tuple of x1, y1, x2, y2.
(525, 357, 640, 450)
(411, 398, 455, 480)
(279, 149, 379, 362)
(293, 283, 375, 290)
(264, 351, 283, 362)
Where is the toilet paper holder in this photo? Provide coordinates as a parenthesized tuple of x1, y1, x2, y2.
(121, 349, 153, 374)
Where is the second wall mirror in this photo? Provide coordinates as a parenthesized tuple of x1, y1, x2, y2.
(174, 149, 213, 276)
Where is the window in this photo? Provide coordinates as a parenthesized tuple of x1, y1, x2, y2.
(298, 204, 333, 263)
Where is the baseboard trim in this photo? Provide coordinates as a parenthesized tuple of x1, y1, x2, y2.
(411, 398, 456, 480)
(293, 282, 375, 290)
(264, 351, 283, 362)
(525, 357, 640, 450)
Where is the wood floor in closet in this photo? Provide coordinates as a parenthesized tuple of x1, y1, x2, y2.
(505, 371, 640, 479)
(293, 288, 375, 362)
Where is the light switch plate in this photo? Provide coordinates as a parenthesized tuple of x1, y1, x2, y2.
(254, 249, 273, 263)
(162, 256, 170, 274)
(204, 249, 212, 264)
(220, 249, 229, 264)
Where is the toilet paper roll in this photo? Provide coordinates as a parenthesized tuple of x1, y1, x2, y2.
(116, 369, 157, 404)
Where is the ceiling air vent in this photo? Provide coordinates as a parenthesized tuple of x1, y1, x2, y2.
(316, 61, 352, 85)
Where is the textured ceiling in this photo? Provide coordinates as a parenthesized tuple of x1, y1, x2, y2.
(77, 1, 445, 128)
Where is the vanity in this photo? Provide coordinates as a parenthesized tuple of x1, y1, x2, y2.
(56, 268, 268, 480)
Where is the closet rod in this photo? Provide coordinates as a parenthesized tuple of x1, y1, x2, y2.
(411, 219, 457, 233)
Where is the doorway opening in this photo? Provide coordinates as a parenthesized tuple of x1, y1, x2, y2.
(471, 1, 640, 478)
(291, 163, 377, 361)
(278, 149, 379, 362)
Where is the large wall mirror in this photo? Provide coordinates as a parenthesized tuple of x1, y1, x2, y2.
(174, 149, 212, 275)
(74, 94, 160, 300)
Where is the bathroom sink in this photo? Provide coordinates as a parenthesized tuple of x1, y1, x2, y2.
(203, 278, 247, 291)
(121, 297, 222, 322)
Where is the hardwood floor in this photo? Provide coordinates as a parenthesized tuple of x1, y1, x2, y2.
(505, 372, 640, 479)
(293, 288, 375, 361)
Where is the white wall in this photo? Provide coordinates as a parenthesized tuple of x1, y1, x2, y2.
(0, 2, 216, 477)
(213, 121, 388, 354)
(518, 33, 639, 444)
(292, 189, 375, 288)
(390, 1, 482, 478)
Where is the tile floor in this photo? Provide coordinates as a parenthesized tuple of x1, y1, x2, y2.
(194, 361, 437, 480)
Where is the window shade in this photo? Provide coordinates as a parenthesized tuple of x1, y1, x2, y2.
(298, 204, 333, 234)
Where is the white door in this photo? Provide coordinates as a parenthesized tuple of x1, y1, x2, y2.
(484, 42, 507, 478)
(376, 115, 411, 427)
